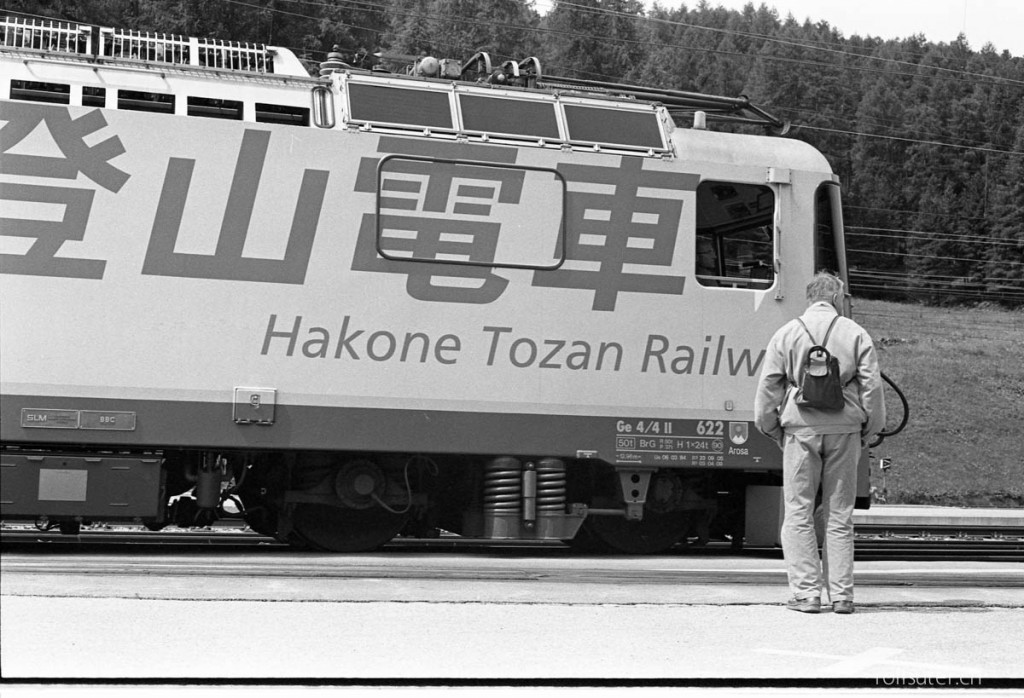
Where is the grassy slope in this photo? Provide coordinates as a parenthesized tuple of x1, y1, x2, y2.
(852, 299, 1024, 506)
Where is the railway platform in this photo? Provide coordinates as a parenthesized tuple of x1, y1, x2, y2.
(3, 505, 1023, 682)
(2, 545, 1023, 681)
(853, 504, 1024, 529)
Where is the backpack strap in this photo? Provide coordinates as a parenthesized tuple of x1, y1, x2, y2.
(820, 315, 841, 349)
(796, 315, 841, 349)
(795, 318, 817, 345)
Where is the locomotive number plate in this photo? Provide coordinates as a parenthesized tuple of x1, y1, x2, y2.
(612, 418, 770, 468)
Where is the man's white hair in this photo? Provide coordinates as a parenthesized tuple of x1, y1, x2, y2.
(806, 271, 844, 302)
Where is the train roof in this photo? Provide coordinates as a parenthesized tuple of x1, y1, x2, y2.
(1, 14, 839, 171)
(678, 125, 834, 174)
(2, 14, 791, 136)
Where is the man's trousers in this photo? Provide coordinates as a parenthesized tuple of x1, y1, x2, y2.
(781, 431, 861, 602)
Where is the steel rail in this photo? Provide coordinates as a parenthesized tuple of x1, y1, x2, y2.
(2, 525, 1022, 562)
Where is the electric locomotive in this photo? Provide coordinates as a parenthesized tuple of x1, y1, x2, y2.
(0, 15, 867, 552)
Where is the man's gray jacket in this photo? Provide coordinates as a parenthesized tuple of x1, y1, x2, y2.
(754, 301, 886, 443)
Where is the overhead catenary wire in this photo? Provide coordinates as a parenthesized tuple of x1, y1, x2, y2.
(794, 124, 1024, 157)
(207, 0, 1024, 160)
(273, 0, 1013, 82)
(847, 247, 1024, 266)
(849, 279, 1024, 305)
(780, 103, 1018, 153)
(845, 205, 994, 223)
(34, 0, 1008, 158)
(25, 0, 1011, 101)
(847, 227, 1024, 247)
(216, 0, 1024, 89)
(850, 269, 1024, 289)
(535, 0, 1024, 88)
(851, 273, 1024, 298)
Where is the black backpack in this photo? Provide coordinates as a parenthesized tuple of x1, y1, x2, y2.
(793, 316, 845, 412)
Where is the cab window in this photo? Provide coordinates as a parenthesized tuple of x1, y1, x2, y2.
(695, 180, 775, 289)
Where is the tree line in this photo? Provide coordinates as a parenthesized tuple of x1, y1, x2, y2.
(8, 0, 1024, 306)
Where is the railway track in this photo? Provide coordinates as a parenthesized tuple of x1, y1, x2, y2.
(3, 524, 1022, 562)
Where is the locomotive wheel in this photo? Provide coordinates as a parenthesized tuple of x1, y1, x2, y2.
(580, 510, 689, 554)
(289, 503, 407, 552)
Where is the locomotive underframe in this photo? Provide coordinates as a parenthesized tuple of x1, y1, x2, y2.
(0, 444, 771, 553)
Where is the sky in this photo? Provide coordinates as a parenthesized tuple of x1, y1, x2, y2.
(653, 0, 1024, 57)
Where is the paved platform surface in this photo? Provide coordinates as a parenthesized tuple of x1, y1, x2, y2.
(2, 552, 1022, 682)
(853, 504, 1024, 528)
(3, 592, 1021, 681)
(3, 554, 1023, 606)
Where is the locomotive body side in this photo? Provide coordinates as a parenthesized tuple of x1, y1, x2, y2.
(0, 18, 858, 551)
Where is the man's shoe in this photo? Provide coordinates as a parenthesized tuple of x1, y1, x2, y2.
(833, 600, 855, 614)
(786, 597, 821, 613)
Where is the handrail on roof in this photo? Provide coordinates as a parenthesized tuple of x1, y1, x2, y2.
(1, 16, 89, 53)
(1, 15, 309, 77)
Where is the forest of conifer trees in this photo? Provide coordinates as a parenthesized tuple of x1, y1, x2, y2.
(8, 0, 1023, 306)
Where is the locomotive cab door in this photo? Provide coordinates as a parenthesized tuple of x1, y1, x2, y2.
(815, 181, 871, 508)
(815, 181, 852, 312)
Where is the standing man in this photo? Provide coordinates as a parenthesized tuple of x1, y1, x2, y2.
(754, 271, 886, 614)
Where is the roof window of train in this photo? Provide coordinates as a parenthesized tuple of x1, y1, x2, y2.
(188, 96, 243, 120)
(695, 180, 775, 289)
(10, 80, 70, 104)
(458, 94, 560, 139)
(347, 83, 453, 129)
(118, 90, 174, 113)
(562, 104, 664, 149)
(83, 86, 106, 108)
(255, 102, 310, 126)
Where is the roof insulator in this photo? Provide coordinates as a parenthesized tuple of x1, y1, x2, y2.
(319, 45, 350, 76)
